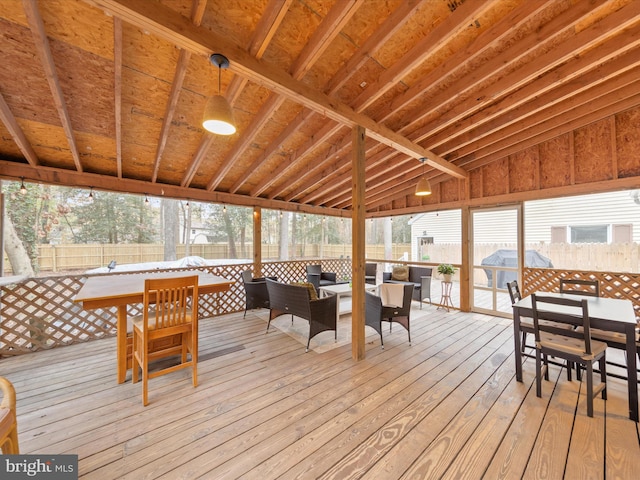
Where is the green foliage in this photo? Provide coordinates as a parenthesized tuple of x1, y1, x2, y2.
(73, 191, 157, 243)
(437, 263, 456, 275)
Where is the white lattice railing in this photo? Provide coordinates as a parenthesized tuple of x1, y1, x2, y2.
(0, 259, 355, 357)
(523, 267, 640, 320)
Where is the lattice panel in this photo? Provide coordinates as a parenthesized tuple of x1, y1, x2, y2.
(523, 268, 640, 319)
(260, 259, 353, 284)
(0, 259, 354, 356)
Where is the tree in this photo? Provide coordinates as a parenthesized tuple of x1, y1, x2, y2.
(279, 211, 290, 260)
(203, 204, 251, 259)
(163, 198, 179, 261)
(3, 181, 44, 273)
(2, 212, 34, 277)
(72, 190, 156, 244)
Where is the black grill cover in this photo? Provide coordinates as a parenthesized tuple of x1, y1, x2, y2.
(481, 249, 553, 288)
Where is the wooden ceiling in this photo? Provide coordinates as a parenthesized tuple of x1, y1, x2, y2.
(1, 0, 639, 217)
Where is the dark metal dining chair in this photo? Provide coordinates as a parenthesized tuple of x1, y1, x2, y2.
(531, 294, 607, 417)
(559, 278, 600, 297)
(507, 280, 529, 353)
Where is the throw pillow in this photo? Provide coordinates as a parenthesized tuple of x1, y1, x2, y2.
(291, 281, 318, 301)
(391, 266, 409, 281)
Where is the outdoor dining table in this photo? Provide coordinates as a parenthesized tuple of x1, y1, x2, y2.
(512, 292, 638, 421)
(74, 270, 233, 384)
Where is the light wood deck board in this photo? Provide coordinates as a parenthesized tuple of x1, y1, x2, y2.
(2, 304, 639, 479)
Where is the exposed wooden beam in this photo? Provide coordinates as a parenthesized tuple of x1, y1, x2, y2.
(378, 0, 558, 123)
(239, 108, 312, 196)
(207, 94, 286, 192)
(459, 92, 640, 174)
(23, 0, 83, 172)
(0, 160, 349, 218)
(351, 0, 497, 112)
(183, 0, 290, 189)
(324, 0, 422, 95)
(214, 0, 364, 193)
(87, 0, 468, 180)
(308, 1, 640, 210)
(0, 94, 39, 166)
(113, 17, 123, 178)
(409, 0, 640, 146)
(250, 0, 294, 59)
(181, 135, 215, 187)
(247, 0, 422, 199)
(441, 55, 640, 158)
(152, 0, 207, 183)
(151, 49, 191, 182)
(289, 0, 364, 79)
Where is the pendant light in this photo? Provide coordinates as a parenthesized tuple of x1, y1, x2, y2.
(415, 157, 432, 196)
(202, 54, 236, 135)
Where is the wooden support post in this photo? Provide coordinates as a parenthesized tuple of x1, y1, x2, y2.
(253, 206, 262, 277)
(352, 125, 366, 361)
(460, 205, 470, 312)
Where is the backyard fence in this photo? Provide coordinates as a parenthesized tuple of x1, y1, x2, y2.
(2, 243, 412, 275)
(4, 241, 640, 277)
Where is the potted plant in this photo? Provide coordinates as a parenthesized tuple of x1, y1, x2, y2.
(437, 263, 456, 282)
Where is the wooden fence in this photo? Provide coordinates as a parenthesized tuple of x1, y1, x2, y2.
(2, 243, 412, 275)
(5, 242, 640, 276)
(423, 243, 640, 284)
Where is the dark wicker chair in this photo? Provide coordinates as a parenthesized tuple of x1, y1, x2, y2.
(365, 263, 377, 285)
(382, 266, 432, 308)
(241, 270, 277, 318)
(306, 264, 337, 293)
(265, 278, 337, 352)
(365, 284, 413, 349)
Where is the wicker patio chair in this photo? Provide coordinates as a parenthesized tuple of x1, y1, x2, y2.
(265, 278, 337, 352)
(365, 283, 413, 348)
(241, 270, 277, 317)
(306, 264, 337, 293)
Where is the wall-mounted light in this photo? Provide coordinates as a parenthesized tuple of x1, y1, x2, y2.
(202, 54, 236, 135)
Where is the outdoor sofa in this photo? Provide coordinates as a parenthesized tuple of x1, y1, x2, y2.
(265, 278, 337, 352)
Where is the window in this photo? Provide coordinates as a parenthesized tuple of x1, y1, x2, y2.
(569, 225, 607, 243)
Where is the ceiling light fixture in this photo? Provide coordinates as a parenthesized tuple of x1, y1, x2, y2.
(19, 177, 27, 195)
(88, 186, 94, 201)
(202, 54, 236, 135)
(415, 157, 432, 196)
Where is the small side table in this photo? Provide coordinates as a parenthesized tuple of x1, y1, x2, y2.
(438, 281, 454, 312)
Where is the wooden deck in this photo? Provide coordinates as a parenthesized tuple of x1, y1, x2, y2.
(3, 304, 640, 479)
